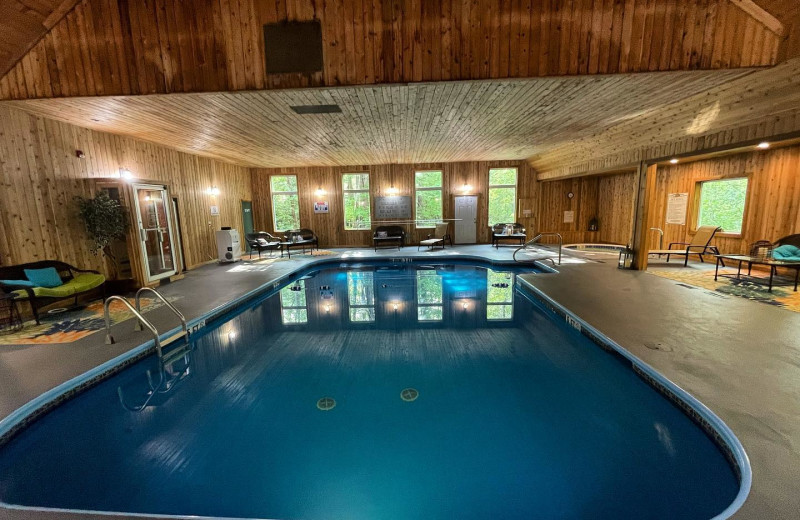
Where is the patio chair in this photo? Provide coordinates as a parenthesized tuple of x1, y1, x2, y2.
(648, 225, 722, 266)
(244, 232, 281, 259)
(418, 223, 453, 251)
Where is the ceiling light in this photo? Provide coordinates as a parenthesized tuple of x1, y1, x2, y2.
(669, 158, 679, 164)
(757, 142, 770, 149)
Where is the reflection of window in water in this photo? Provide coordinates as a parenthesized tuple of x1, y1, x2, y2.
(487, 270, 514, 321)
(417, 270, 443, 321)
(280, 280, 308, 324)
(348, 272, 375, 322)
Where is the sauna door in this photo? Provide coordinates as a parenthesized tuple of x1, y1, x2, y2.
(133, 184, 177, 283)
(454, 195, 478, 244)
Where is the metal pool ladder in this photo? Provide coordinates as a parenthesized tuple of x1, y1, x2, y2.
(513, 232, 563, 265)
(103, 287, 188, 359)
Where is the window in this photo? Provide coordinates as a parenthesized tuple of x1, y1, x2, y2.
(486, 270, 514, 321)
(342, 173, 371, 230)
(347, 271, 375, 322)
(415, 170, 443, 228)
(270, 175, 300, 231)
(696, 178, 748, 234)
(280, 280, 307, 324)
(417, 270, 443, 321)
(488, 168, 517, 226)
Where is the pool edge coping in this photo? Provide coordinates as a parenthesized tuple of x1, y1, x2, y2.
(516, 276, 752, 520)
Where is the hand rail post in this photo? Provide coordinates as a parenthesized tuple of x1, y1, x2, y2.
(134, 287, 188, 337)
(104, 295, 162, 359)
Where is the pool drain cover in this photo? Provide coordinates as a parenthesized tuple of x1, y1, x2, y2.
(400, 388, 419, 402)
(316, 397, 336, 411)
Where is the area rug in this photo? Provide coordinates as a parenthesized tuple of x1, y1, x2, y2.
(647, 267, 800, 313)
(0, 296, 183, 345)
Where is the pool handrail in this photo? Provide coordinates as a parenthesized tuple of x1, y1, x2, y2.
(104, 295, 162, 359)
(514, 232, 562, 265)
(134, 287, 188, 338)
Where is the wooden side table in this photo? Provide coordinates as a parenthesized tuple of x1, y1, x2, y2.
(0, 293, 23, 332)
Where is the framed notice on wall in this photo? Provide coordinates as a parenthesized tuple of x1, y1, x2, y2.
(666, 193, 688, 225)
(375, 196, 412, 219)
(314, 201, 329, 213)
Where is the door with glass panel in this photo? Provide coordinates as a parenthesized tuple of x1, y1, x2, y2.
(133, 184, 177, 283)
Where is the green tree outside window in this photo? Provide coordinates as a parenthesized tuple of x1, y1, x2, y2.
(270, 175, 300, 231)
(488, 168, 517, 226)
(415, 171, 443, 228)
(697, 178, 748, 233)
(343, 173, 372, 230)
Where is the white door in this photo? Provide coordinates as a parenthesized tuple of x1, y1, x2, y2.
(133, 184, 178, 283)
(454, 195, 478, 244)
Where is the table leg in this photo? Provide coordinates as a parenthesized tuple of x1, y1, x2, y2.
(769, 266, 775, 292)
(736, 260, 742, 280)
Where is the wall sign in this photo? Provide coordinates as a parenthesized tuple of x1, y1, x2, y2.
(314, 201, 329, 213)
(375, 196, 412, 219)
(210, 205, 220, 216)
(666, 193, 688, 225)
(563, 210, 575, 223)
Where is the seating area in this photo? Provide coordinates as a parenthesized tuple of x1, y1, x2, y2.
(244, 232, 281, 259)
(372, 225, 405, 251)
(491, 223, 527, 248)
(418, 223, 453, 251)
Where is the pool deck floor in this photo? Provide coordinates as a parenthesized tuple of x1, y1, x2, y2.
(1, 245, 798, 520)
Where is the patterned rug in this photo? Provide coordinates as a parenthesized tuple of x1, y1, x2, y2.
(648, 267, 800, 313)
(0, 296, 183, 345)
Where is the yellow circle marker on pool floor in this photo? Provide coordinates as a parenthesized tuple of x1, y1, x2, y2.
(316, 397, 336, 411)
(400, 388, 419, 402)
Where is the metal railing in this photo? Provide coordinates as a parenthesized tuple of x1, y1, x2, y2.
(134, 287, 187, 337)
(104, 296, 162, 358)
(650, 227, 664, 250)
(513, 232, 563, 265)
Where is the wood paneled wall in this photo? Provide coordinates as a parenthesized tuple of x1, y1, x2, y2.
(536, 172, 637, 245)
(0, 0, 782, 100)
(251, 161, 538, 247)
(0, 105, 251, 278)
(646, 144, 800, 255)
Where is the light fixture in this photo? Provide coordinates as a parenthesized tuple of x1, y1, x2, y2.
(207, 186, 220, 196)
(324, 304, 331, 313)
(669, 158, 679, 164)
(757, 141, 770, 149)
(228, 331, 237, 341)
(462, 302, 469, 310)
(461, 183, 473, 193)
(119, 168, 134, 181)
(315, 187, 326, 197)
(144, 195, 151, 202)
(387, 185, 399, 195)
(393, 302, 399, 311)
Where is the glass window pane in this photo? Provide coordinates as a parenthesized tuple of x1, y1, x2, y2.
(697, 178, 748, 233)
(415, 171, 442, 188)
(350, 308, 376, 322)
(281, 308, 308, 324)
(280, 281, 306, 306)
(343, 173, 370, 190)
(416, 190, 442, 224)
(418, 306, 443, 321)
(417, 271, 443, 304)
(270, 175, 298, 192)
(343, 192, 372, 230)
(489, 168, 517, 186)
(348, 272, 375, 305)
(487, 270, 514, 303)
(272, 194, 300, 231)
(488, 187, 516, 226)
(487, 304, 513, 321)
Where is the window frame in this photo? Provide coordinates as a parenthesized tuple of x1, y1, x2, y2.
(342, 172, 372, 231)
(689, 174, 751, 238)
(269, 174, 300, 232)
(414, 170, 444, 229)
(486, 270, 515, 321)
(279, 280, 308, 325)
(487, 167, 518, 227)
(347, 271, 376, 323)
(416, 270, 443, 322)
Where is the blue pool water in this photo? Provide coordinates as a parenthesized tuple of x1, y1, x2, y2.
(0, 262, 740, 519)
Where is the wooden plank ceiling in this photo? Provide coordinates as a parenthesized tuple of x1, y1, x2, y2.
(0, 0, 81, 78)
(0, 0, 785, 100)
(3, 67, 758, 168)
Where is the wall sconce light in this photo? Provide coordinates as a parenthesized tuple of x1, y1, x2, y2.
(669, 158, 679, 164)
(75, 150, 85, 159)
(324, 304, 331, 313)
(461, 183, 473, 193)
(462, 302, 469, 310)
(119, 168, 134, 181)
(393, 302, 399, 311)
(228, 331, 237, 341)
(207, 186, 221, 196)
(757, 141, 770, 149)
(144, 195, 152, 202)
(387, 185, 399, 195)
(315, 187, 326, 197)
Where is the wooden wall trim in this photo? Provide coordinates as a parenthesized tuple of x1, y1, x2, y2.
(730, 0, 785, 35)
(0, 0, 783, 100)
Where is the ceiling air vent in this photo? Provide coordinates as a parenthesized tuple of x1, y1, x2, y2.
(290, 105, 342, 115)
(263, 20, 324, 74)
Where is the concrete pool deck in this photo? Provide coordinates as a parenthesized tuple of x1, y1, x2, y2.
(0, 245, 797, 519)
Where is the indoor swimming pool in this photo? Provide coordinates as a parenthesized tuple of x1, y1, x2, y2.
(0, 261, 745, 520)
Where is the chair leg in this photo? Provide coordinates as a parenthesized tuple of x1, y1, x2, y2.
(31, 302, 40, 325)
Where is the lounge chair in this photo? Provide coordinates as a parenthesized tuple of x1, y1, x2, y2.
(244, 232, 281, 259)
(373, 225, 405, 251)
(649, 225, 722, 266)
(491, 223, 526, 248)
(418, 223, 453, 251)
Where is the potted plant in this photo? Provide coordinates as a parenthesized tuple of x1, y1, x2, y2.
(75, 191, 130, 285)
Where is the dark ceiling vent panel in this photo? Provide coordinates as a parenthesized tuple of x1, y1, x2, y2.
(263, 21, 323, 74)
(290, 105, 342, 115)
